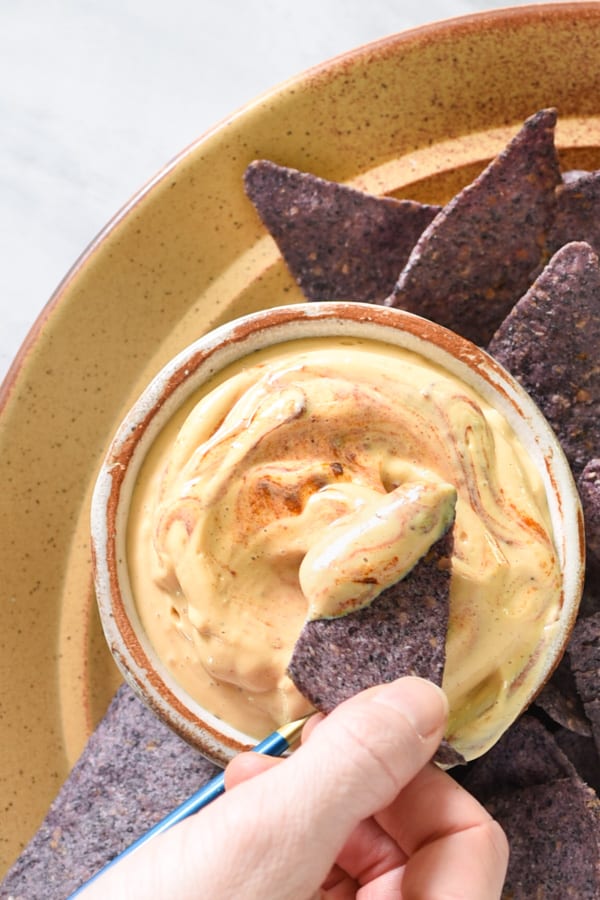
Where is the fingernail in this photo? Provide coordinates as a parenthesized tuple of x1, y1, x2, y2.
(372, 676, 449, 739)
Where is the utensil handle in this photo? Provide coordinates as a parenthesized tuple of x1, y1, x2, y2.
(67, 727, 295, 897)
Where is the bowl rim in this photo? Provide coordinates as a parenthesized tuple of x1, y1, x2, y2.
(90, 300, 585, 764)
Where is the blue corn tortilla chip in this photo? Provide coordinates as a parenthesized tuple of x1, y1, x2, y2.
(0, 685, 220, 899)
(550, 168, 600, 257)
(386, 108, 561, 345)
(554, 727, 600, 796)
(580, 572, 600, 619)
(287, 528, 463, 766)
(288, 529, 453, 710)
(579, 458, 600, 565)
(459, 715, 578, 801)
(534, 654, 592, 738)
(487, 241, 600, 479)
(244, 159, 440, 303)
(486, 778, 600, 899)
(569, 611, 600, 759)
(459, 716, 600, 898)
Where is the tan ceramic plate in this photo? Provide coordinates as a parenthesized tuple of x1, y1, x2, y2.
(2, 1, 600, 874)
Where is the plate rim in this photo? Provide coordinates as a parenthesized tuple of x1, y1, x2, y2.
(2, 0, 600, 877)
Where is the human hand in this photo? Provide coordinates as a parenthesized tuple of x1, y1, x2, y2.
(81, 677, 508, 899)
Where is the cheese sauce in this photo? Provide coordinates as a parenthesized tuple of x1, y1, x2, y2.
(127, 338, 562, 760)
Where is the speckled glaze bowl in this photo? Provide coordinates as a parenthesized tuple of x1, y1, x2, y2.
(90, 301, 585, 765)
(3, 1, 600, 875)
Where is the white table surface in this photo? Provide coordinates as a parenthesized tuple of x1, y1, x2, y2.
(0, 0, 554, 384)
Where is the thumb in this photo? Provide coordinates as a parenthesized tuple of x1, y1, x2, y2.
(284, 676, 448, 841)
(204, 676, 448, 899)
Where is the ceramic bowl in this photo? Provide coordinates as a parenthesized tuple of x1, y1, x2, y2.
(90, 301, 584, 765)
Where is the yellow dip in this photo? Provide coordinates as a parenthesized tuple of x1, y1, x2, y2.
(127, 337, 562, 761)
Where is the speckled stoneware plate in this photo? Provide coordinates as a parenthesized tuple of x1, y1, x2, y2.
(2, 1, 600, 874)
